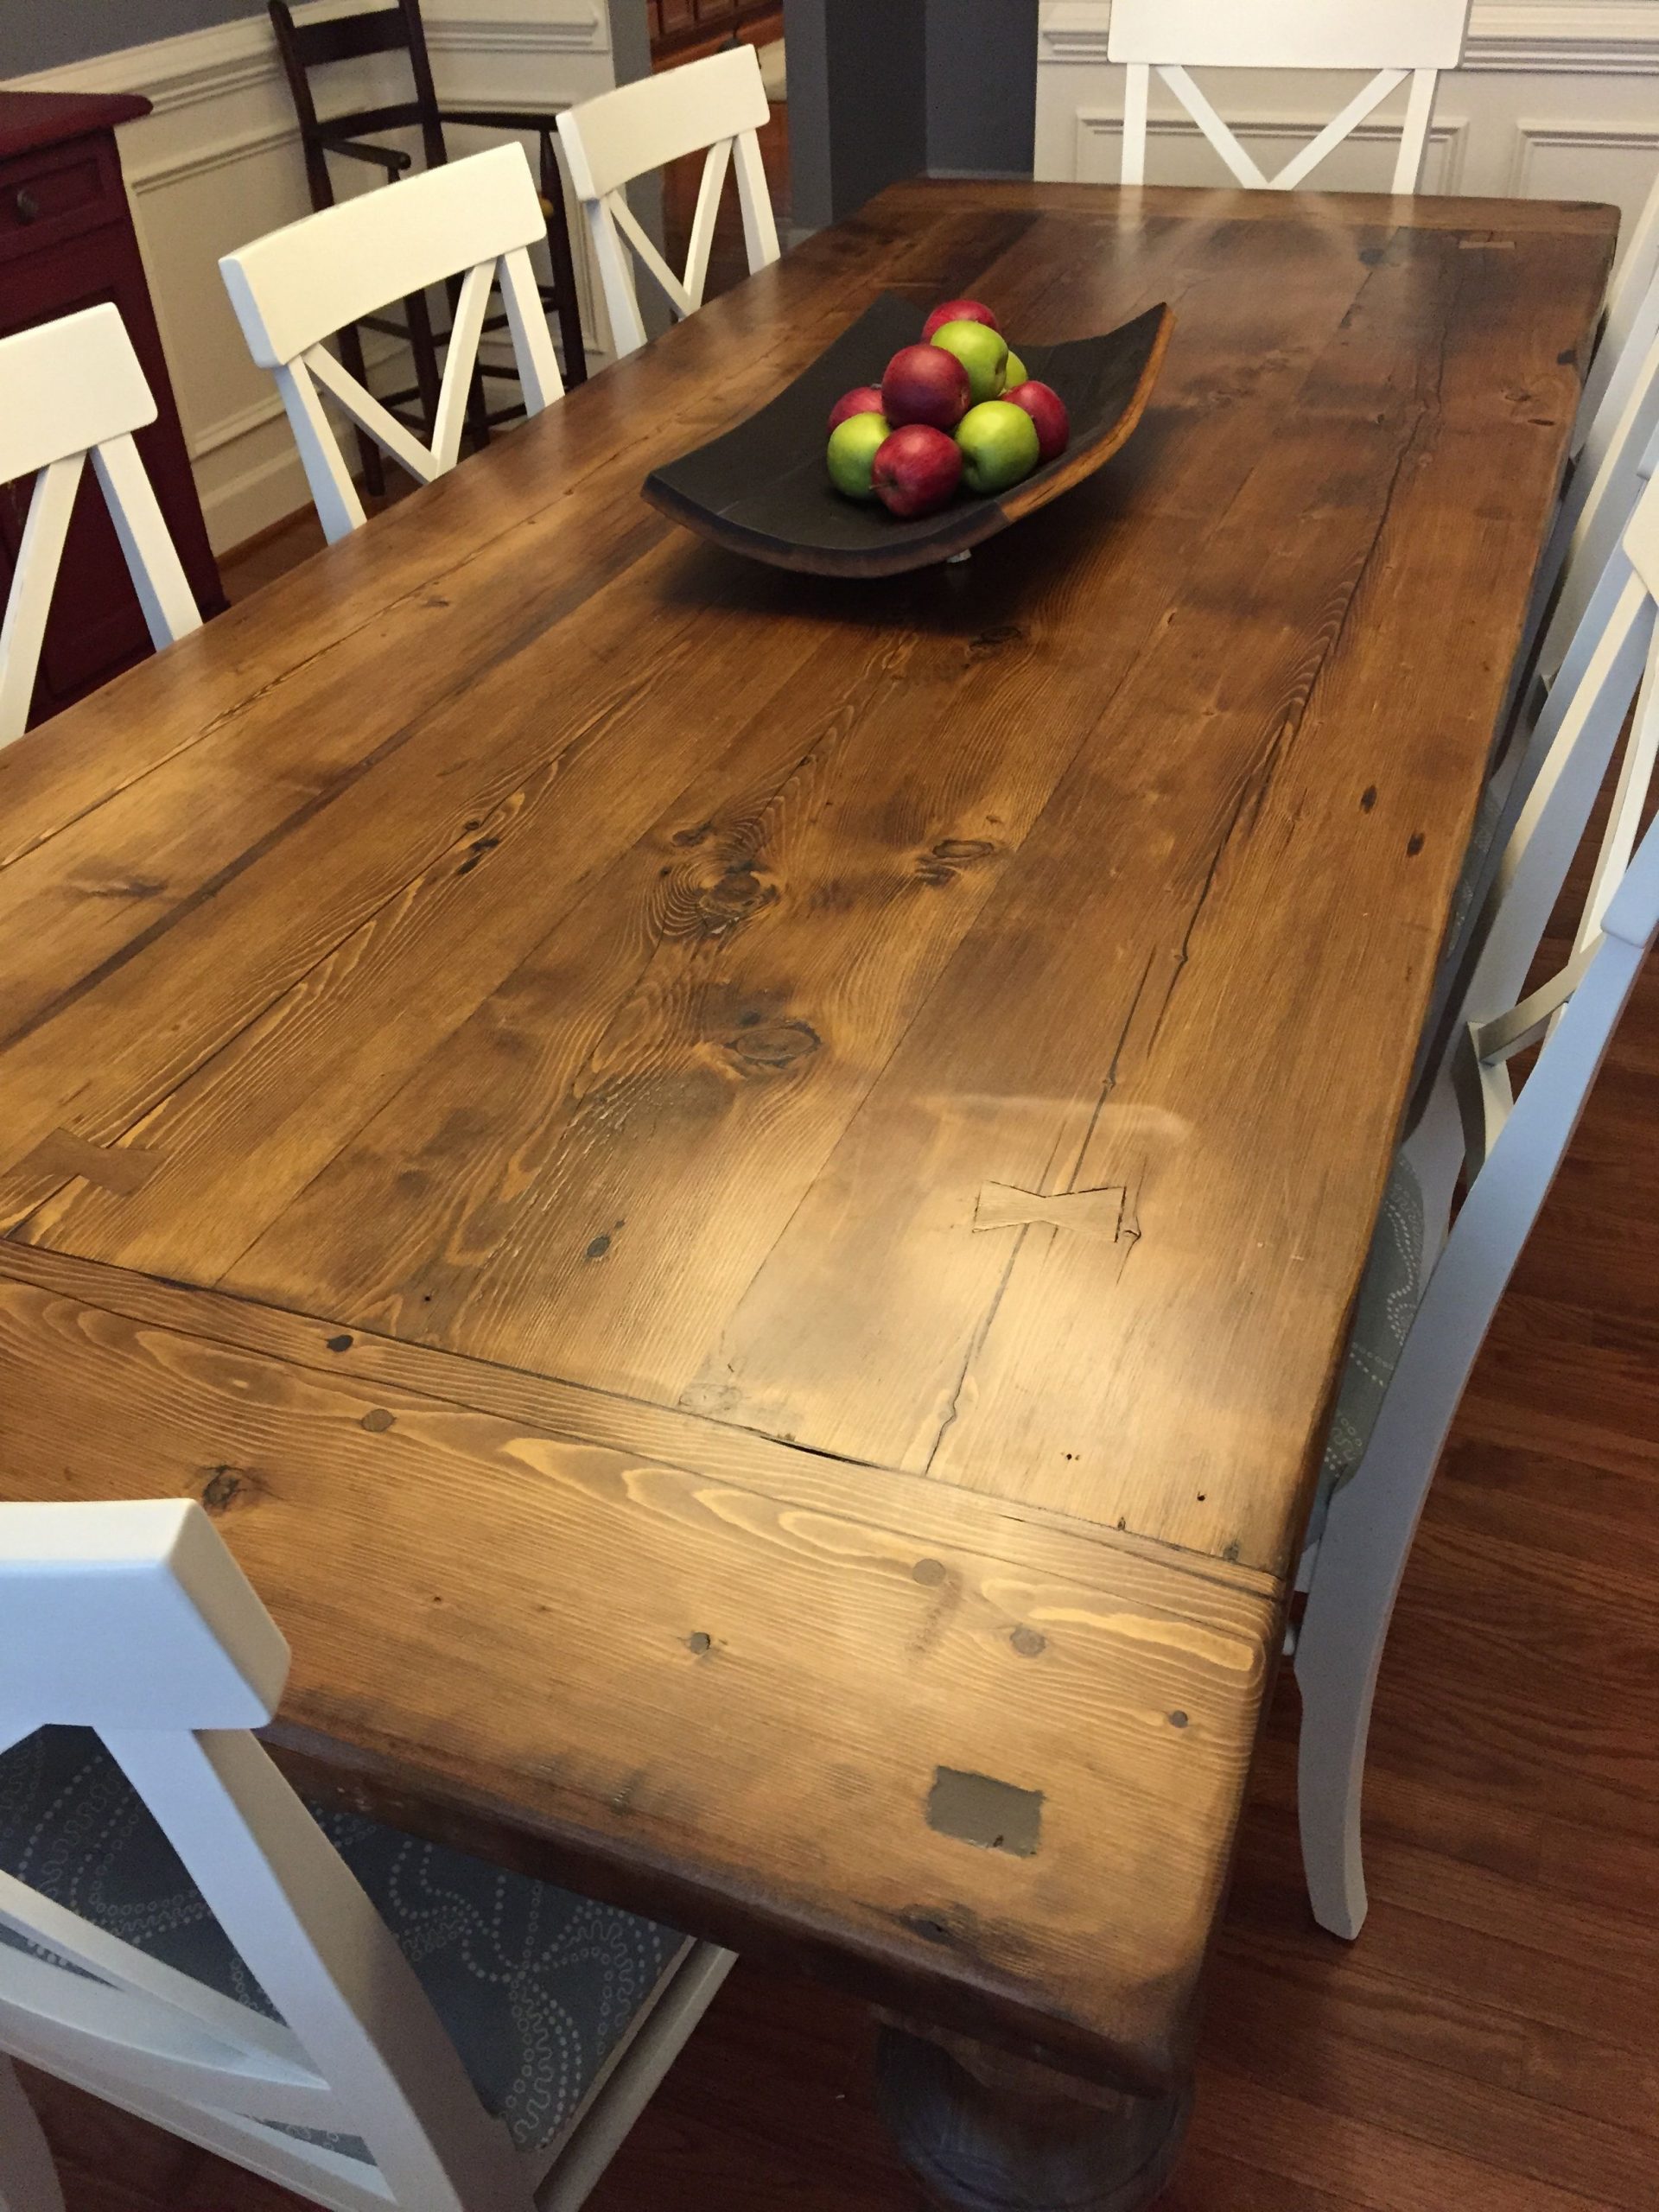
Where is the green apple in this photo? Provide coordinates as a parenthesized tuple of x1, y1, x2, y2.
(954, 399, 1040, 494)
(930, 318, 1009, 405)
(826, 410, 891, 500)
(1003, 347, 1029, 387)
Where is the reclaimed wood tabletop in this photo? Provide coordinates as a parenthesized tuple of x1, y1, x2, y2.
(0, 179, 1614, 2139)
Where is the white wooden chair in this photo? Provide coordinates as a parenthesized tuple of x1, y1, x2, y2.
(219, 143, 563, 545)
(1107, 0, 1471, 194)
(1569, 165, 1659, 477)
(555, 45, 779, 361)
(0, 1497, 734, 2212)
(0, 305, 200, 748)
(1293, 469, 1659, 1940)
(1532, 298, 1659, 706)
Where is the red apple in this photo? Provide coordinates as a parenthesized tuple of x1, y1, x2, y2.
(1004, 378, 1071, 464)
(827, 384, 887, 435)
(872, 423, 963, 518)
(881, 344, 970, 432)
(922, 297, 1001, 342)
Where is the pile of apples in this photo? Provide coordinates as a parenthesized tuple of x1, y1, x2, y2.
(825, 298, 1070, 518)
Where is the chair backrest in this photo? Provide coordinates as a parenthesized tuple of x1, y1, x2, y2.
(220, 143, 562, 543)
(1106, 0, 1471, 194)
(268, 0, 445, 200)
(1570, 163, 1659, 461)
(556, 45, 779, 359)
(0, 1499, 525, 2212)
(1390, 469, 1659, 1466)
(1530, 270, 1659, 705)
(0, 306, 201, 748)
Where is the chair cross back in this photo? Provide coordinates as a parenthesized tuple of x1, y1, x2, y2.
(1107, 0, 1471, 194)
(219, 143, 562, 543)
(1455, 482, 1659, 1171)
(0, 306, 200, 747)
(556, 45, 779, 359)
(0, 1499, 529, 2212)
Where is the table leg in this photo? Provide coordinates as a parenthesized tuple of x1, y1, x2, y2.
(873, 2024, 1191, 2212)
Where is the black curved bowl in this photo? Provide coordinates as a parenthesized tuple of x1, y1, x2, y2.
(641, 293, 1173, 579)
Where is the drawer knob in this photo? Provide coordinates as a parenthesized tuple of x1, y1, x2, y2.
(13, 189, 41, 224)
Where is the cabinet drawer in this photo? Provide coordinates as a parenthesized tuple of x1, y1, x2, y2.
(0, 135, 124, 264)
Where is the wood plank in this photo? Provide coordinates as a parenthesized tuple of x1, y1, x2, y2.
(692, 222, 1606, 1573)
(3, 200, 1205, 1276)
(210, 204, 1393, 1398)
(0, 1240, 1274, 1599)
(0, 1249, 1274, 2087)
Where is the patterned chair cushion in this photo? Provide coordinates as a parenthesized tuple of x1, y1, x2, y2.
(1304, 1150, 1427, 1549)
(0, 1727, 688, 2161)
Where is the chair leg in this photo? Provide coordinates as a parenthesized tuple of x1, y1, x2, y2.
(0, 2059, 66, 2212)
(336, 320, 385, 501)
(1294, 1408, 1435, 1941)
(540, 130, 588, 386)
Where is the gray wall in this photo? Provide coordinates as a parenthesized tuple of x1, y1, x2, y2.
(925, 0, 1036, 177)
(2, 0, 264, 75)
(786, 0, 1036, 230)
(785, 0, 927, 231)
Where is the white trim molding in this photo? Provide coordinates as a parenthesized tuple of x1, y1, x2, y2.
(1039, 2, 1659, 75)
(1465, 4, 1659, 73)
(429, 11, 608, 57)
(1510, 116, 1659, 192)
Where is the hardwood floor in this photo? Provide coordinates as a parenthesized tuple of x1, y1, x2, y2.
(55, 505, 1659, 2212)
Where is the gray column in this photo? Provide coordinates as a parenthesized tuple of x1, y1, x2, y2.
(785, 0, 1036, 232)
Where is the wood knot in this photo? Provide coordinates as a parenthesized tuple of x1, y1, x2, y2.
(916, 836, 998, 886)
(723, 1016, 821, 1071)
(199, 1465, 254, 1516)
(455, 835, 500, 878)
(695, 864, 777, 937)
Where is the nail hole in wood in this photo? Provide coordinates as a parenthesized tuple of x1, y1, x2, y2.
(686, 1631, 713, 1656)
(326, 1333, 353, 1352)
(1169, 1711, 1189, 1730)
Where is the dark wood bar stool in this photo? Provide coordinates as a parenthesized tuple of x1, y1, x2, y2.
(268, 0, 588, 499)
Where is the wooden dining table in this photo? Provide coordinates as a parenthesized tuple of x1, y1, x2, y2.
(0, 179, 1615, 2208)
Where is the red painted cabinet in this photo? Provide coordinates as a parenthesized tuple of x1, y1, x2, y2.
(0, 90, 225, 728)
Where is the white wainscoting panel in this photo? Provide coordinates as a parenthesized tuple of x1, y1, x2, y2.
(4, 1, 620, 552)
(1039, 1, 1659, 272)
